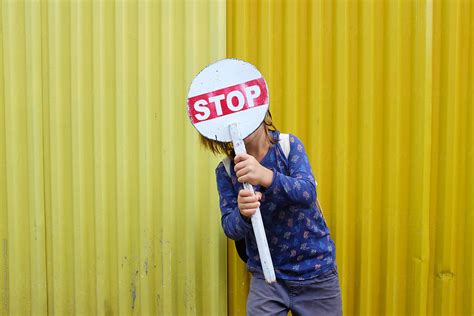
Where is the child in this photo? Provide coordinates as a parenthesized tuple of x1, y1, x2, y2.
(202, 112, 342, 315)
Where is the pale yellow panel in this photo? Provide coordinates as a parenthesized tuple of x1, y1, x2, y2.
(227, 0, 473, 315)
(0, 0, 226, 315)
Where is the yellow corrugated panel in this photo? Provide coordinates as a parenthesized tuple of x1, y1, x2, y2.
(1, 2, 48, 314)
(227, 0, 473, 315)
(1, 1, 472, 315)
(1, 0, 226, 315)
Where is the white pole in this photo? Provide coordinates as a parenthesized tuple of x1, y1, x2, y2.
(229, 123, 276, 283)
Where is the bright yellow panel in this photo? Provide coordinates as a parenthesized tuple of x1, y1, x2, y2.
(0, 0, 227, 315)
(227, 0, 473, 315)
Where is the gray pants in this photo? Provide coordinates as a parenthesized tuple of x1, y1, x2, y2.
(247, 268, 342, 316)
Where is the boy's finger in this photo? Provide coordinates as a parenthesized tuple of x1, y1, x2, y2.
(235, 167, 250, 178)
(239, 189, 253, 197)
(241, 209, 257, 217)
(238, 175, 254, 184)
(234, 153, 250, 164)
(240, 202, 260, 210)
(239, 195, 258, 203)
(234, 161, 248, 173)
(255, 192, 263, 200)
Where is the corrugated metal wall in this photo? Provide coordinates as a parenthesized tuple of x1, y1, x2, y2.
(1, 0, 473, 315)
(0, 1, 227, 315)
(227, 0, 473, 315)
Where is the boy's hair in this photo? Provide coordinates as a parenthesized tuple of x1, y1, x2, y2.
(200, 111, 278, 158)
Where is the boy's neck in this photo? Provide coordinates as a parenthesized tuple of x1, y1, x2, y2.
(244, 126, 271, 162)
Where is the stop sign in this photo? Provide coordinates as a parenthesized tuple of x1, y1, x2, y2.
(187, 59, 270, 142)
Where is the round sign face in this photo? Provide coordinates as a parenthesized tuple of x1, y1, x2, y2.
(187, 58, 270, 142)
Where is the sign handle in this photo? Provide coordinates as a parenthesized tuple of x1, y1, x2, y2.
(229, 123, 276, 283)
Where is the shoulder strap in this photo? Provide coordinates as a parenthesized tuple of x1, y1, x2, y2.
(279, 133, 290, 159)
(279, 133, 324, 217)
(222, 156, 232, 177)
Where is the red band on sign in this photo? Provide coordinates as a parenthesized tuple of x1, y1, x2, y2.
(187, 77, 268, 124)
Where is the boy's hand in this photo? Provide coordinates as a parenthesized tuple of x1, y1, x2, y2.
(238, 189, 262, 218)
(234, 153, 273, 187)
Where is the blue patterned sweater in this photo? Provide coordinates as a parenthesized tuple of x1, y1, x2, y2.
(215, 130, 336, 281)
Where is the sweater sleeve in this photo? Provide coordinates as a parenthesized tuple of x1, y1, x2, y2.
(265, 135, 317, 207)
(215, 162, 252, 240)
